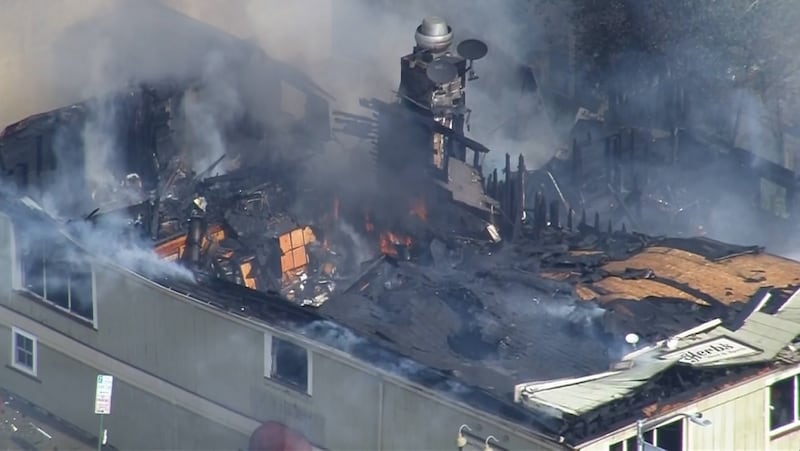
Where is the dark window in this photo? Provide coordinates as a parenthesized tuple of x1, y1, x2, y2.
(655, 420, 684, 451)
(19, 240, 94, 322)
(609, 422, 678, 451)
(770, 376, 797, 430)
(641, 430, 654, 447)
(12, 329, 37, 375)
(270, 336, 309, 393)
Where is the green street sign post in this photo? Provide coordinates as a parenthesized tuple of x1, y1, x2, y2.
(94, 375, 114, 451)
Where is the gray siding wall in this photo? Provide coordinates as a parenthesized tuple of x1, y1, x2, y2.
(0, 326, 247, 450)
(0, 213, 557, 450)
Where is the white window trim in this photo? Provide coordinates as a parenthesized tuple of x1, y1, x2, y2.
(768, 373, 800, 438)
(609, 418, 686, 451)
(264, 333, 312, 396)
(11, 327, 38, 377)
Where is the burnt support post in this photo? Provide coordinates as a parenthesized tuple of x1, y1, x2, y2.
(148, 191, 160, 241)
(513, 154, 526, 241)
(504, 153, 512, 222)
(534, 191, 547, 236)
(572, 138, 582, 178)
(567, 208, 574, 231)
(549, 200, 560, 229)
(672, 128, 680, 163)
(185, 210, 206, 267)
(614, 134, 623, 192)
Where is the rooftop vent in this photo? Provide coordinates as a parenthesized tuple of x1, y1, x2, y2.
(415, 16, 453, 53)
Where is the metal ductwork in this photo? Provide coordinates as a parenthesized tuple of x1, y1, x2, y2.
(414, 16, 453, 54)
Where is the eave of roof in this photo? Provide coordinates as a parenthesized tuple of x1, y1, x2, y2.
(516, 286, 800, 420)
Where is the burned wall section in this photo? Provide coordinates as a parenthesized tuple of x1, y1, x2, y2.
(0, 83, 187, 220)
(534, 123, 799, 243)
(0, 106, 87, 215)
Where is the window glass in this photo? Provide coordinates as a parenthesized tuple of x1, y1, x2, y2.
(656, 420, 684, 451)
(17, 230, 95, 322)
(609, 441, 623, 451)
(770, 376, 796, 430)
(271, 337, 309, 392)
(70, 264, 94, 320)
(12, 331, 35, 372)
(21, 247, 45, 297)
(45, 260, 71, 309)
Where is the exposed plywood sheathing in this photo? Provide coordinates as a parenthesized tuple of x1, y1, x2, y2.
(279, 226, 316, 280)
(601, 246, 800, 304)
(588, 277, 706, 305)
(239, 259, 257, 289)
(575, 285, 600, 301)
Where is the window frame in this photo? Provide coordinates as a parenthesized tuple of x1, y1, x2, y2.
(10, 327, 38, 377)
(264, 333, 312, 396)
(608, 418, 685, 451)
(11, 225, 98, 327)
(768, 373, 800, 436)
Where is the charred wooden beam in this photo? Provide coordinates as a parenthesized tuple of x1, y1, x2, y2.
(549, 199, 560, 229)
(567, 208, 574, 231)
(572, 138, 582, 177)
(513, 154, 526, 241)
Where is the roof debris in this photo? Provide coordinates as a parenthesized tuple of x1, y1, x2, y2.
(1, 15, 800, 447)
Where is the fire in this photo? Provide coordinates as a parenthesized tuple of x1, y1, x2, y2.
(410, 196, 428, 221)
(379, 231, 413, 257)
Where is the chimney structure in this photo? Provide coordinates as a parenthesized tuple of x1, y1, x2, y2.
(397, 17, 488, 178)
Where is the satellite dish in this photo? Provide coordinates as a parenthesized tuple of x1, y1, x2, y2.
(426, 60, 459, 85)
(457, 39, 488, 61)
(625, 333, 640, 345)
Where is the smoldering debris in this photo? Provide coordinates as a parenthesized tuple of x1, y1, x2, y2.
(3, 4, 799, 435)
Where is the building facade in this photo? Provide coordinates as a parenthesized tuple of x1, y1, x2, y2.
(0, 211, 561, 450)
(579, 365, 800, 451)
(2, 207, 800, 450)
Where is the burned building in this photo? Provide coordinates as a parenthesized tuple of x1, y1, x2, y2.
(0, 10, 800, 451)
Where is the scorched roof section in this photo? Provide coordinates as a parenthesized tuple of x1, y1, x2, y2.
(1, 12, 800, 446)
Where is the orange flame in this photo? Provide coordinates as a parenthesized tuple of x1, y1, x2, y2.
(410, 196, 428, 221)
(379, 231, 413, 257)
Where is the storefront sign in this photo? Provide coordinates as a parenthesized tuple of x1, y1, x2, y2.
(662, 337, 760, 365)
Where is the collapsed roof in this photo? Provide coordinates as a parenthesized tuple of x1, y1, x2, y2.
(2, 19, 800, 448)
